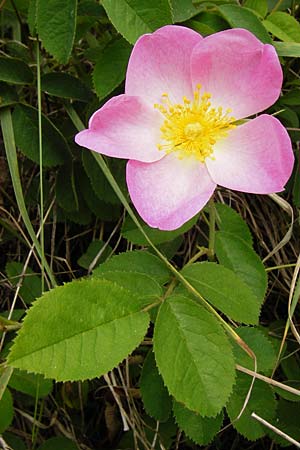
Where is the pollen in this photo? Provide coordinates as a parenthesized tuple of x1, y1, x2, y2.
(154, 85, 236, 162)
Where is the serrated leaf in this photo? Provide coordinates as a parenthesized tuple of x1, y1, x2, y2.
(226, 373, 277, 441)
(9, 370, 52, 398)
(232, 326, 277, 375)
(93, 38, 132, 100)
(77, 240, 112, 270)
(179, 262, 261, 324)
(6, 261, 42, 304)
(94, 271, 162, 303)
(101, 0, 173, 44)
(8, 279, 150, 381)
(41, 73, 93, 102)
(121, 214, 199, 245)
(269, 399, 300, 446)
(0, 56, 33, 84)
(218, 5, 271, 43)
(37, 0, 77, 64)
(12, 104, 68, 167)
(0, 389, 13, 433)
(264, 12, 300, 43)
(215, 203, 252, 247)
(215, 231, 267, 302)
(154, 295, 236, 417)
(93, 250, 170, 285)
(173, 401, 223, 445)
(140, 350, 172, 422)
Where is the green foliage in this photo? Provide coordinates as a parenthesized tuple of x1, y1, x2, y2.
(41, 73, 93, 102)
(0, 57, 33, 84)
(215, 232, 267, 302)
(154, 295, 236, 417)
(218, 4, 272, 43)
(8, 279, 150, 381)
(226, 373, 277, 440)
(37, 437, 78, 450)
(77, 240, 112, 269)
(101, 0, 173, 44)
(93, 250, 171, 285)
(232, 326, 277, 374)
(0, 389, 14, 433)
(244, 0, 268, 18)
(121, 214, 199, 245)
(6, 261, 42, 304)
(173, 401, 223, 445)
(93, 38, 132, 100)
(140, 350, 172, 422)
(215, 202, 253, 246)
(36, 0, 77, 63)
(179, 262, 261, 324)
(12, 104, 68, 166)
(9, 370, 52, 398)
(264, 12, 300, 43)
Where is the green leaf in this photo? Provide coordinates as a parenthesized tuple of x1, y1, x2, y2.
(12, 104, 68, 167)
(37, 437, 78, 450)
(93, 38, 132, 100)
(226, 373, 277, 441)
(9, 370, 52, 398)
(3, 433, 26, 450)
(77, 240, 112, 269)
(101, 0, 173, 44)
(179, 262, 261, 324)
(154, 295, 236, 417)
(232, 327, 277, 374)
(0, 389, 13, 433)
(37, 0, 77, 64)
(6, 261, 42, 304)
(0, 81, 18, 108)
(94, 271, 162, 303)
(28, 0, 37, 35)
(82, 150, 123, 205)
(41, 73, 93, 102)
(218, 5, 272, 43)
(173, 401, 223, 445)
(244, 0, 267, 18)
(93, 250, 171, 285)
(264, 12, 300, 43)
(215, 203, 252, 247)
(8, 279, 150, 381)
(121, 214, 199, 245)
(55, 163, 79, 212)
(215, 232, 267, 302)
(269, 400, 300, 446)
(0, 56, 33, 84)
(140, 350, 172, 422)
(170, 0, 202, 22)
(274, 41, 300, 57)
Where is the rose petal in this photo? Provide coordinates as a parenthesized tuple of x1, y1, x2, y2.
(205, 114, 294, 194)
(191, 28, 282, 120)
(126, 154, 216, 230)
(125, 25, 202, 105)
(75, 95, 163, 163)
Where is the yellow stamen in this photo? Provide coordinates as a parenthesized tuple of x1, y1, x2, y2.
(154, 85, 236, 162)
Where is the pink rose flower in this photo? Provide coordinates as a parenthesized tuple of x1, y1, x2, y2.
(75, 26, 294, 231)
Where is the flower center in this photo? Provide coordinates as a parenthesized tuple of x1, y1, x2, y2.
(154, 84, 236, 162)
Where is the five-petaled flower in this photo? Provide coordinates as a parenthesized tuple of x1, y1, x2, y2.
(75, 26, 294, 230)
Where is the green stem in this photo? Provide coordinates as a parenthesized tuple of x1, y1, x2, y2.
(36, 40, 45, 293)
(0, 108, 57, 288)
(66, 104, 253, 356)
(208, 197, 216, 261)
